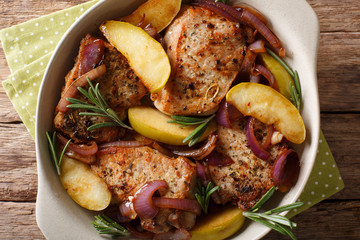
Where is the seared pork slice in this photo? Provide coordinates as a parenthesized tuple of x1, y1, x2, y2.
(208, 118, 289, 210)
(54, 34, 148, 143)
(151, 6, 246, 115)
(92, 146, 197, 233)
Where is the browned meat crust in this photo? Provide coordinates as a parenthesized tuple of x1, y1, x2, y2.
(91, 146, 197, 233)
(209, 118, 289, 210)
(54, 34, 148, 143)
(151, 6, 246, 116)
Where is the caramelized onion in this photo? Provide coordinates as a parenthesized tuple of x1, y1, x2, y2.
(248, 39, 266, 53)
(233, 4, 267, 24)
(203, 150, 234, 166)
(245, 117, 270, 161)
(151, 142, 175, 157)
(120, 199, 137, 220)
(56, 133, 98, 156)
(196, 161, 210, 186)
(125, 223, 155, 239)
(153, 197, 202, 216)
(240, 49, 257, 72)
(254, 64, 279, 91)
(78, 38, 105, 76)
(172, 133, 217, 160)
(64, 151, 96, 164)
(133, 180, 168, 220)
(56, 64, 106, 112)
(272, 149, 300, 192)
(262, 125, 274, 150)
(216, 100, 231, 128)
(99, 138, 153, 149)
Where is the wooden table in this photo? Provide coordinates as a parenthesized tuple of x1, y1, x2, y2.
(0, 0, 359, 239)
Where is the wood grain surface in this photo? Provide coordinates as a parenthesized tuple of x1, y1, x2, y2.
(0, 0, 359, 239)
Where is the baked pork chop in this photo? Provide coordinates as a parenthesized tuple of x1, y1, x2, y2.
(54, 34, 148, 143)
(92, 146, 197, 233)
(208, 117, 290, 210)
(151, 6, 246, 116)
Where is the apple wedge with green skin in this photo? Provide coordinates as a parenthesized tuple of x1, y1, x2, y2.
(128, 106, 217, 145)
(259, 52, 294, 100)
(190, 205, 245, 240)
(60, 156, 111, 211)
(121, 0, 181, 33)
(226, 82, 305, 144)
(100, 21, 171, 93)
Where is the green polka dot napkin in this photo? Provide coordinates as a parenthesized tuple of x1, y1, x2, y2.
(0, 0, 343, 217)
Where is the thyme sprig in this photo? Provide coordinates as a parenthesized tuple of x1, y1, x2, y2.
(243, 186, 304, 240)
(195, 179, 220, 214)
(46, 131, 71, 175)
(168, 114, 215, 147)
(66, 78, 132, 131)
(266, 48, 302, 111)
(92, 215, 129, 239)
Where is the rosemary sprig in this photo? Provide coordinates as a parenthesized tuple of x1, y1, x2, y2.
(66, 78, 132, 131)
(195, 179, 220, 214)
(92, 215, 129, 239)
(46, 131, 71, 175)
(168, 114, 215, 147)
(243, 186, 304, 240)
(265, 48, 302, 111)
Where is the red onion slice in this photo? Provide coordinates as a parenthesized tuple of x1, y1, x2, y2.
(245, 117, 270, 161)
(133, 180, 168, 220)
(248, 39, 266, 53)
(56, 64, 106, 112)
(254, 64, 279, 91)
(56, 133, 98, 156)
(204, 150, 234, 166)
(272, 149, 300, 192)
(99, 138, 153, 149)
(64, 151, 96, 164)
(233, 4, 267, 24)
(240, 49, 257, 72)
(216, 100, 231, 128)
(153, 197, 202, 216)
(262, 125, 274, 150)
(78, 38, 105, 76)
(172, 133, 217, 160)
(119, 200, 137, 220)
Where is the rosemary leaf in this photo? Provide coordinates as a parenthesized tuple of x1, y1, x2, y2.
(92, 215, 128, 238)
(46, 131, 71, 175)
(257, 213, 295, 229)
(265, 202, 304, 215)
(66, 103, 103, 113)
(249, 186, 276, 212)
(66, 98, 88, 105)
(195, 179, 219, 214)
(182, 121, 208, 145)
(188, 121, 210, 147)
(244, 214, 288, 235)
(265, 48, 294, 78)
(170, 115, 208, 123)
(276, 223, 297, 240)
(78, 112, 108, 118)
(87, 122, 120, 131)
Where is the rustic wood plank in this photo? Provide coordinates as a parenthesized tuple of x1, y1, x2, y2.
(0, 0, 89, 28)
(318, 32, 360, 112)
(0, 202, 44, 239)
(0, 123, 37, 201)
(307, 0, 360, 33)
(266, 200, 360, 239)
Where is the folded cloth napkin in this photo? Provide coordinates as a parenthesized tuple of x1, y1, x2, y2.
(0, 0, 343, 218)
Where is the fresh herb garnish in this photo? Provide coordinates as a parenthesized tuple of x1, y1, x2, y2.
(243, 186, 304, 240)
(92, 215, 129, 239)
(66, 78, 132, 131)
(46, 131, 71, 175)
(215, 0, 230, 4)
(195, 178, 220, 214)
(265, 48, 302, 111)
(168, 114, 215, 147)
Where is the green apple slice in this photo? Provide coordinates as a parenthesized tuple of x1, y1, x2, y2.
(100, 21, 171, 93)
(226, 82, 305, 144)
